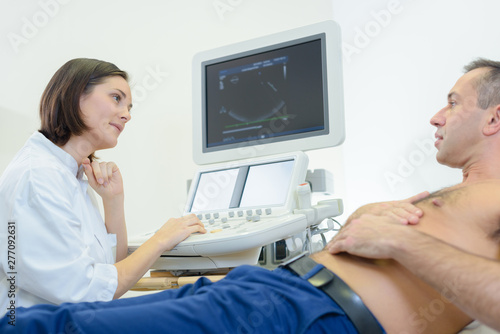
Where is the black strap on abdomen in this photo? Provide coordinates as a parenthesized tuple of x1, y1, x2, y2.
(281, 253, 384, 334)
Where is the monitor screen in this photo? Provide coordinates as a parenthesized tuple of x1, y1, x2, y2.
(193, 21, 344, 165)
(205, 38, 326, 150)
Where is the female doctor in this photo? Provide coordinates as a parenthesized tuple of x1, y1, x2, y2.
(0, 58, 206, 310)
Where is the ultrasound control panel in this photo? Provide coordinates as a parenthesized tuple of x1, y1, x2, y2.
(128, 152, 343, 272)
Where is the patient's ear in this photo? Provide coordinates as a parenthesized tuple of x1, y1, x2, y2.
(483, 105, 500, 136)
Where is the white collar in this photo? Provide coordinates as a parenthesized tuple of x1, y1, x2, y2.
(31, 132, 84, 179)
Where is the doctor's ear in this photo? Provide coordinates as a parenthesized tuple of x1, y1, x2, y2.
(483, 105, 500, 136)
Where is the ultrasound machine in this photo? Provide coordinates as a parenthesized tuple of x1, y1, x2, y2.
(128, 20, 346, 274)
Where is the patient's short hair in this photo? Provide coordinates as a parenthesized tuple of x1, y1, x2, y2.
(39, 58, 128, 160)
(464, 58, 500, 109)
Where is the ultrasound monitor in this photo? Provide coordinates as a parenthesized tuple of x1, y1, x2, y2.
(192, 20, 345, 165)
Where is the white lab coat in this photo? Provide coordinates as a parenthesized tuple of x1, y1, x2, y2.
(0, 132, 118, 312)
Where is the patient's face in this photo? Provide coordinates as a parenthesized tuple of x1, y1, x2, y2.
(430, 68, 490, 168)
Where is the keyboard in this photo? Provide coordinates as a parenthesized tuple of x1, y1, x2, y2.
(128, 199, 342, 271)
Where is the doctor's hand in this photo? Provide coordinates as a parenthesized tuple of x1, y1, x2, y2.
(82, 158, 124, 200)
(346, 191, 429, 225)
(326, 214, 417, 259)
(153, 214, 207, 251)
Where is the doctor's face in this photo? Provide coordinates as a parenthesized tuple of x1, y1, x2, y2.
(79, 76, 133, 151)
(430, 68, 490, 168)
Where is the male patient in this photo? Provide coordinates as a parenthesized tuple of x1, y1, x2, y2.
(327, 57, 500, 332)
(1, 58, 500, 334)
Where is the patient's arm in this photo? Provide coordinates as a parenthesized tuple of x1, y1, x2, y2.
(345, 191, 429, 225)
(328, 215, 500, 331)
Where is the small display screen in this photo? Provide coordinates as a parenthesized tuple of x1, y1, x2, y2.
(240, 160, 294, 207)
(190, 168, 239, 212)
(188, 159, 294, 212)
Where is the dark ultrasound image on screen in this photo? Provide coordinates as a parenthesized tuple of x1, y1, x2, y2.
(219, 57, 288, 124)
(205, 38, 327, 150)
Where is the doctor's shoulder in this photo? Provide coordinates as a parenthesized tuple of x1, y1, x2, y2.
(1, 136, 80, 203)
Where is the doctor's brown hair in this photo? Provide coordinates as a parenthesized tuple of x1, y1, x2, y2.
(39, 58, 128, 161)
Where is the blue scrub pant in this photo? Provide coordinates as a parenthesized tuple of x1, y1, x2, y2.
(1, 265, 370, 333)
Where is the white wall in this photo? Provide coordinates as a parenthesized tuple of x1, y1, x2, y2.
(1, 0, 499, 231)
(3, 0, 499, 231)
(2, 0, 500, 231)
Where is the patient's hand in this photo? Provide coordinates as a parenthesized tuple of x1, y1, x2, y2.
(327, 214, 418, 259)
(346, 191, 429, 225)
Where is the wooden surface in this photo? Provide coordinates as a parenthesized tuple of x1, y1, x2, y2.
(131, 272, 227, 291)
